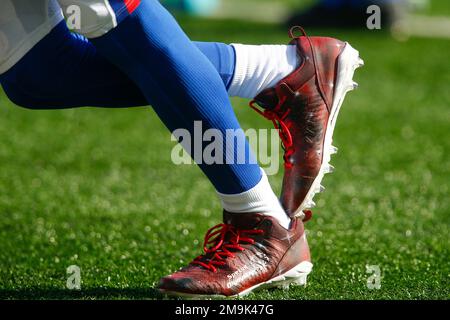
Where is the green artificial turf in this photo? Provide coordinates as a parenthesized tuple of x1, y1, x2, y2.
(0, 15, 448, 300)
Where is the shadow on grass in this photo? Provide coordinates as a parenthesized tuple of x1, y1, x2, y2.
(0, 287, 167, 300)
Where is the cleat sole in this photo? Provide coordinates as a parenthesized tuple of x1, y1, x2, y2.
(294, 43, 362, 218)
(158, 261, 313, 299)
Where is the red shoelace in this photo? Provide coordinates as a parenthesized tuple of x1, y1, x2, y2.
(250, 98, 295, 168)
(250, 99, 315, 223)
(191, 223, 264, 272)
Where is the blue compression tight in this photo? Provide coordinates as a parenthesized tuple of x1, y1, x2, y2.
(0, 20, 235, 110)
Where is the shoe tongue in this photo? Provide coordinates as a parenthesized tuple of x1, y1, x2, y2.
(223, 211, 266, 230)
(254, 87, 279, 110)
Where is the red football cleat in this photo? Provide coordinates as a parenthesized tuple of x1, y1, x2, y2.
(250, 27, 363, 218)
(158, 212, 312, 298)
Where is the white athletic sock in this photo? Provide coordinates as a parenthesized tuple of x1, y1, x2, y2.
(217, 170, 291, 229)
(228, 44, 300, 99)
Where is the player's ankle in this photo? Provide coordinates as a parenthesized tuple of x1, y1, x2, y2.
(217, 170, 291, 229)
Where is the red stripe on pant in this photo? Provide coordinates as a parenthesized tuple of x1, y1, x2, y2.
(124, 0, 141, 14)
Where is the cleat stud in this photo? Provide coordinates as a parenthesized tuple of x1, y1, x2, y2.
(348, 81, 358, 91)
(306, 200, 316, 209)
(315, 185, 325, 193)
(324, 164, 335, 174)
(292, 276, 308, 286)
(356, 58, 365, 68)
(330, 146, 338, 154)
